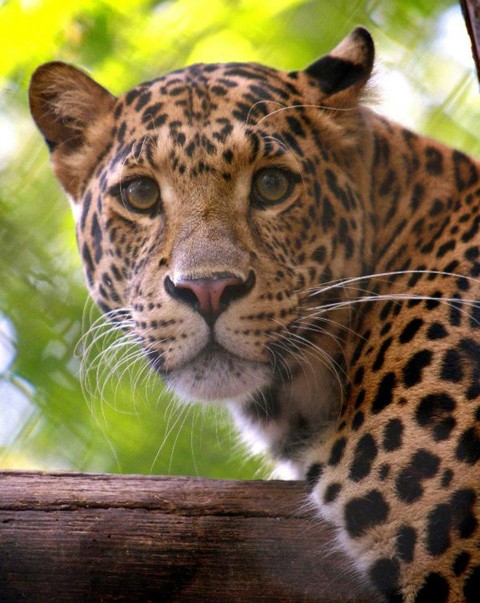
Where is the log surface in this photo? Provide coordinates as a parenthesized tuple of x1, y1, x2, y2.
(0, 471, 373, 602)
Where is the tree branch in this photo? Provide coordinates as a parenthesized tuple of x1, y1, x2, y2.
(460, 0, 480, 83)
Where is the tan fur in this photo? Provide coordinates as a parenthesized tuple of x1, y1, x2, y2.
(29, 28, 480, 601)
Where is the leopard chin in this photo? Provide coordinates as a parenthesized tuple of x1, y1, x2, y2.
(154, 343, 273, 403)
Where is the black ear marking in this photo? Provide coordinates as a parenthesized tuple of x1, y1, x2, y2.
(306, 55, 366, 95)
(305, 27, 375, 96)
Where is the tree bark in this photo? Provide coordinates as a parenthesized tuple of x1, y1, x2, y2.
(460, 0, 480, 83)
(0, 471, 374, 602)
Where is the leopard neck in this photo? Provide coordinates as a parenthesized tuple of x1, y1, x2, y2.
(363, 109, 480, 274)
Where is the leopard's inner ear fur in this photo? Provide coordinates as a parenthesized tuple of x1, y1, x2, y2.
(29, 62, 116, 198)
(304, 26, 374, 104)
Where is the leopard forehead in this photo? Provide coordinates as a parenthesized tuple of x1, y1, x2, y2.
(114, 61, 303, 129)
(103, 61, 339, 188)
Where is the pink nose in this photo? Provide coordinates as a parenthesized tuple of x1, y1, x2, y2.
(176, 276, 243, 316)
(164, 272, 255, 325)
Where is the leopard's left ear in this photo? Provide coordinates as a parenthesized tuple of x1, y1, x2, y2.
(304, 27, 374, 105)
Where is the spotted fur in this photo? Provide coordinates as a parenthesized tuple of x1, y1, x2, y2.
(30, 28, 479, 602)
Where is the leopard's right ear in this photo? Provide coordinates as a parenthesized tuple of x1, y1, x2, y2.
(29, 62, 116, 196)
(29, 62, 115, 152)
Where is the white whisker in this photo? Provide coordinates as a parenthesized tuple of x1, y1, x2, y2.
(250, 102, 355, 129)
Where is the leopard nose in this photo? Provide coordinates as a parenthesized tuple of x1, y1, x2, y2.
(164, 271, 256, 325)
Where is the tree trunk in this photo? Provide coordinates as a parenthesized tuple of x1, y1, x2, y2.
(460, 0, 480, 83)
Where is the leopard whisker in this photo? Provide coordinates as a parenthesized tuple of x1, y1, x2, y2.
(246, 99, 285, 126)
(266, 338, 295, 388)
(271, 317, 345, 404)
(286, 330, 346, 405)
(84, 339, 141, 391)
(308, 293, 479, 317)
(253, 102, 355, 129)
(78, 308, 136, 363)
(293, 321, 349, 368)
(168, 403, 193, 474)
(149, 399, 190, 474)
(304, 269, 480, 298)
(296, 315, 359, 342)
(90, 345, 144, 411)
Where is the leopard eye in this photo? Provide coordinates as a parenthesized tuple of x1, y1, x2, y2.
(251, 168, 293, 207)
(121, 177, 160, 212)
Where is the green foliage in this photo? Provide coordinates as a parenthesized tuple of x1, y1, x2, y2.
(0, 0, 478, 476)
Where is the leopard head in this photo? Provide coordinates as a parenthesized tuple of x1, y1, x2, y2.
(29, 28, 374, 407)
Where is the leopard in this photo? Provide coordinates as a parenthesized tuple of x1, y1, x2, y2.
(29, 27, 480, 602)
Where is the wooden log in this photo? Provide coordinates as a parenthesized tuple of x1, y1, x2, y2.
(0, 471, 373, 602)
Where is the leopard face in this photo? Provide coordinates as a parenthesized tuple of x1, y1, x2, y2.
(29, 30, 372, 410)
(30, 27, 479, 602)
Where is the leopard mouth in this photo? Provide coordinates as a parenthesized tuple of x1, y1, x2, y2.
(147, 341, 273, 403)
